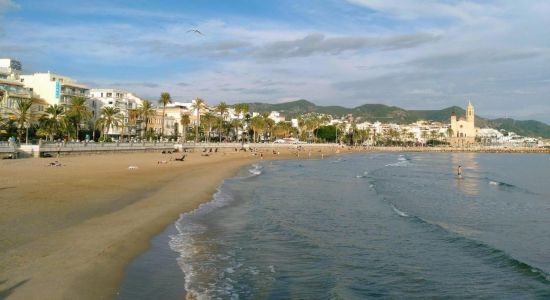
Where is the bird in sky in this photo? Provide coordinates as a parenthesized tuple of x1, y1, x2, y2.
(186, 29, 204, 35)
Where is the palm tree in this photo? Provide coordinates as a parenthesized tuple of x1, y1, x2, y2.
(201, 112, 216, 143)
(96, 106, 122, 141)
(191, 98, 206, 143)
(180, 113, 191, 143)
(66, 96, 92, 140)
(250, 115, 265, 143)
(158, 92, 172, 138)
(216, 102, 229, 143)
(39, 104, 66, 141)
(264, 117, 275, 142)
(229, 118, 241, 142)
(233, 103, 250, 143)
(233, 103, 249, 119)
(9, 98, 40, 143)
(139, 100, 156, 138)
(127, 108, 140, 139)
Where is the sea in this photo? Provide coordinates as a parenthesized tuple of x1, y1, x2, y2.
(117, 152, 550, 299)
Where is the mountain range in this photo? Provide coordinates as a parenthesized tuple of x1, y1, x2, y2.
(244, 100, 550, 138)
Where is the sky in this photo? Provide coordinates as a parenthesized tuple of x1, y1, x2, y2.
(1, 0, 549, 123)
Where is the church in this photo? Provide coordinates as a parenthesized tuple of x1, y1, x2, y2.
(450, 101, 479, 147)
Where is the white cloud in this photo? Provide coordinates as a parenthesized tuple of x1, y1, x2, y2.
(2, 1, 550, 122)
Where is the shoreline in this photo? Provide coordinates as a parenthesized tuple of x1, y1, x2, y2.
(0, 146, 340, 299)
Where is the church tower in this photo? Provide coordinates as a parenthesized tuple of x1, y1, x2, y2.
(466, 101, 474, 124)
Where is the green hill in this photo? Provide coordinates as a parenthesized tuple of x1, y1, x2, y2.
(243, 100, 550, 138)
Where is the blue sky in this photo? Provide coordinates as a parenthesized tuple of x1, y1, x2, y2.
(1, 0, 550, 123)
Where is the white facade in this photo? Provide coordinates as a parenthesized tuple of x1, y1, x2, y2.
(20, 72, 88, 105)
(268, 111, 285, 123)
(90, 88, 145, 137)
(0, 58, 34, 111)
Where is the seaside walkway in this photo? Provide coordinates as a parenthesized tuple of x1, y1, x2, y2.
(2, 142, 549, 158)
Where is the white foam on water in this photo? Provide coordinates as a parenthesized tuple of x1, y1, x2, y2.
(269, 265, 276, 273)
(489, 181, 499, 186)
(391, 204, 409, 217)
(385, 161, 409, 167)
(248, 163, 263, 176)
(169, 184, 237, 299)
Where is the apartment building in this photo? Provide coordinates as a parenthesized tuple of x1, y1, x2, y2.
(20, 71, 89, 106)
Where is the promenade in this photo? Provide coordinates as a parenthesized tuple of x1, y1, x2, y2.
(1, 142, 549, 158)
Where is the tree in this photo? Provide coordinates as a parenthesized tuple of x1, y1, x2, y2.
(180, 113, 191, 143)
(273, 121, 292, 139)
(9, 98, 40, 143)
(233, 103, 249, 118)
(229, 119, 241, 142)
(191, 98, 206, 143)
(66, 96, 92, 140)
(158, 92, 172, 138)
(139, 100, 156, 138)
(127, 108, 141, 140)
(216, 101, 229, 143)
(96, 106, 122, 141)
(201, 112, 216, 143)
(39, 104, 66, 141)
(264, 117, 275, 142)
(250, 115, 265, 143)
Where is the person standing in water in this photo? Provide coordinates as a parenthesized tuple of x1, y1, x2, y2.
(457, 165, 463, 178)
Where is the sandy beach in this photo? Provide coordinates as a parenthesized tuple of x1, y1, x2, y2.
(0, 146, 340, 299)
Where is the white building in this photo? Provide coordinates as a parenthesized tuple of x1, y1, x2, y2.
(477, 128, 504, 145)
(20, 71, 89, 105)
(268, 111, 285, 123)
(89, 89, 145, 137)
(1, 59, 30, 110)
(1, 58, 47, 115)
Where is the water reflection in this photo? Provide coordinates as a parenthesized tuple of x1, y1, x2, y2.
(451, 153, 480, 196)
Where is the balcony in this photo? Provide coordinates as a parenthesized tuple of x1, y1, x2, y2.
(60, 89, 88, 97)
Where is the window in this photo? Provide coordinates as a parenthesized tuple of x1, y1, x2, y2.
(101, 92, 103, 97)
(107, 93, 112, 97)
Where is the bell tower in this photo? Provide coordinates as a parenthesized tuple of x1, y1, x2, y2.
(466, 101, 474, 124)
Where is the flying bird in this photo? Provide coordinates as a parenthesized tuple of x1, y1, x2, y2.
(187, 29, 204, 35)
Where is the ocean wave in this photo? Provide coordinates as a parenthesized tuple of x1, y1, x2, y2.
(397, 154, 411, 161)
(385, 161, 410, 167)
(487, 179, 515, 188)
(405, 213, 550, 283)
(249, 163, 263, 176)
(390, 203, 409, 217)
(355, 171, 369, 178)
(169, 185, 237, 299)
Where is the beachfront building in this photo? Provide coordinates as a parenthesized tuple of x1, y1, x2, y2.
(89, 89, 145, 138)
(0, 58, 47, 116)
(450, 101, 479, 147)
(162, 102, 194, 139)
(20, 71, 89, 106)
(1, 59, 31, 110)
